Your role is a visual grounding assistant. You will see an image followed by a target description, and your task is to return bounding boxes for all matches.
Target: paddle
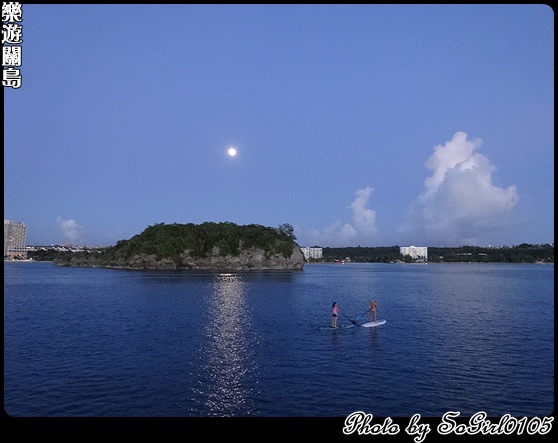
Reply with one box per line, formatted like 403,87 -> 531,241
355,309 -> 371,321
341,311 -> 359,326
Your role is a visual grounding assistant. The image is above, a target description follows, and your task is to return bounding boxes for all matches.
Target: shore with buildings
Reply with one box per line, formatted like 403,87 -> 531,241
5,219 -> 553,264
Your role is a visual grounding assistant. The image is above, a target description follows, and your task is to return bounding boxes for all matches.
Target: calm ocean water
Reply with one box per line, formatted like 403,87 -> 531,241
4,261 -> 554,424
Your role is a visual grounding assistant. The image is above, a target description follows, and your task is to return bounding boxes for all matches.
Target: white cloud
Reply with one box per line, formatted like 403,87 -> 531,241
56,217 -> 84,244
297,132 -> 519,247
300,187 -> 378,247
398,131 -> 519,246
350,187 -> 378,233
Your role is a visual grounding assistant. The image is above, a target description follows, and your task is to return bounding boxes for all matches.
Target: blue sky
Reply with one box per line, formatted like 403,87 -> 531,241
4,4 -> 554,247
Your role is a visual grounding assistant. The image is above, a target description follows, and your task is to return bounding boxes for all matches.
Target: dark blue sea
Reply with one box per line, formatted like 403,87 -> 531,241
4,261 -> 554,435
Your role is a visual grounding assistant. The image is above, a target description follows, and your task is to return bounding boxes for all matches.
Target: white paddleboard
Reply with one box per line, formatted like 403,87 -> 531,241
361,320 -> 386,328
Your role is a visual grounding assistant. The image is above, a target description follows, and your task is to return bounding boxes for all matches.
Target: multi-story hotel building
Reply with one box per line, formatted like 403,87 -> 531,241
400,245 -> 428,261
4,219 -> 27,259
300,246 -> 323,260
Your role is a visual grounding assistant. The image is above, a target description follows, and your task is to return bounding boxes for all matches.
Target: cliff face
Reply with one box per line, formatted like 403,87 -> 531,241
53,246 -> 305,271
180,246 -> 305,270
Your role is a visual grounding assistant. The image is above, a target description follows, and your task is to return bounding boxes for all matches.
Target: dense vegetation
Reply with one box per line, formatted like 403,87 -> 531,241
321,243 -> 554,264
32,222 -> 299,264
109,222 -> 297,259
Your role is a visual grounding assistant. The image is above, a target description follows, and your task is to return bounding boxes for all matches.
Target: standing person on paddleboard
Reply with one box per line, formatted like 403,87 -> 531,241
369,299 -> 379,322
332,302 -> 339,328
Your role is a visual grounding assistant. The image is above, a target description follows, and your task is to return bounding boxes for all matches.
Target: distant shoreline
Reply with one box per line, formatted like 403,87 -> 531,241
303,260 -> 554,265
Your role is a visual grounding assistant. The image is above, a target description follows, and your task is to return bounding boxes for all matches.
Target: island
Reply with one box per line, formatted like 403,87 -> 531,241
52,222 -> 305,271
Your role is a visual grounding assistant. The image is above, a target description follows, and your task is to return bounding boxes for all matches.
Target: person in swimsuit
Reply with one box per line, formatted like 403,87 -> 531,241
369,299 -> 378,322
332,301 -> 339,327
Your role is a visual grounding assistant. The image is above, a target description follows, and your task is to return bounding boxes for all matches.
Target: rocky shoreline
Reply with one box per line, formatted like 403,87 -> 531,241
53,246 -> 305,271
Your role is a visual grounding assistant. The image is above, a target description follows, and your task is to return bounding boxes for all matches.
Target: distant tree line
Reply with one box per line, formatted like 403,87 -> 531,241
320,243 -> 554,264
28,222 -> 298,263
27,248 -> 66,261
28,235 -> 553,264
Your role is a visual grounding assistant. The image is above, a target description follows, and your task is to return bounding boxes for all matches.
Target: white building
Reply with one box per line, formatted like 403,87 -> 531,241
300,246 -> 323,260
400,246 -> 428,261
4,219 -> 27,259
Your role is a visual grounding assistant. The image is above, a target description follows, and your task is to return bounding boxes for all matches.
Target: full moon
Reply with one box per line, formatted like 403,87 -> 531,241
228,147 -> 237,157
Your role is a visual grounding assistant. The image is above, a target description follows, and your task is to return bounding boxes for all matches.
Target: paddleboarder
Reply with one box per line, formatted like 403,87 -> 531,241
332,301 -> 339,328
369,299 -> 378,322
